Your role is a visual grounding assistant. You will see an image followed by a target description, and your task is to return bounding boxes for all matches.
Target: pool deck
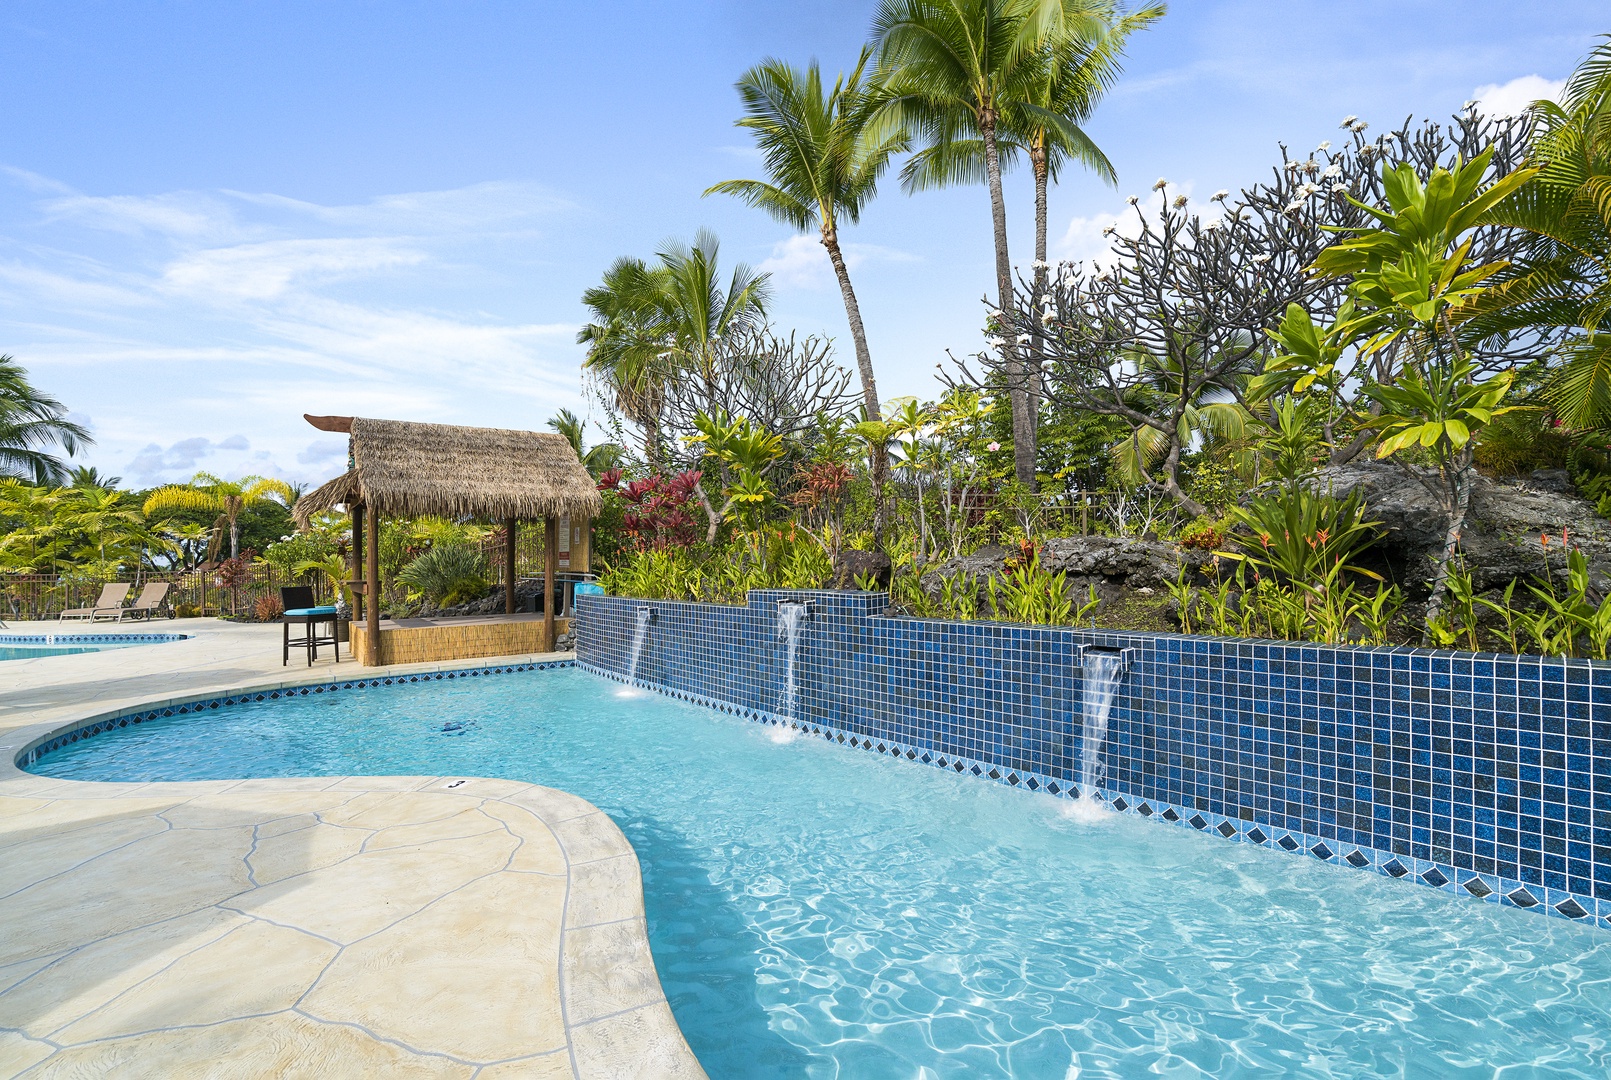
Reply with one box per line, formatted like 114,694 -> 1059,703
0,619 -> 704,1078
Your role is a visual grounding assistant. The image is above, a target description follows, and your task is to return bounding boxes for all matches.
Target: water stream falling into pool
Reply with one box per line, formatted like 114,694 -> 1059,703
626,607 -> 652,683
776,602 -> 809,720
1077,650 -> 1125,802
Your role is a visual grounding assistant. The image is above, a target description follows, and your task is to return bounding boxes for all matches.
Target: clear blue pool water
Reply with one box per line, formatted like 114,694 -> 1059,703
0,634 -> 182,661
27,667 -> 1611,1078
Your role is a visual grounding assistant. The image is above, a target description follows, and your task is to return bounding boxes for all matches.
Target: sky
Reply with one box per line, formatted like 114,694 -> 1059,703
0,1 -> 1603,489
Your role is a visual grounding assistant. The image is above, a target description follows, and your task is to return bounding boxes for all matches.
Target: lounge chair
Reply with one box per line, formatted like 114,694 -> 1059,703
123,582 -> 173,620
60,583 -> 132,621
281,585 -> 339,666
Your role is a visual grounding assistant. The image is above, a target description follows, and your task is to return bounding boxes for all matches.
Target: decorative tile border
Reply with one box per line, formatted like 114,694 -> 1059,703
0,632 -> 188,645
19,659 -> 575,766
576,592 -> 1611,932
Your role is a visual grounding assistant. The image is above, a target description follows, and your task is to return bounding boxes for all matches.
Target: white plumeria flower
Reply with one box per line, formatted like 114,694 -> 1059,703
1299,182 -> 1320,197
1041,310 -> 1056,324
1015,333 -> 1032,344
1125,194 -> 1139,205
1251,253 -> 1273,265
1317,140 -> 1332,151
1211,189 -> 1230,202
1322,164 -> 1342,179
1331,182 -> 1350,194
1172,194 -> 1188,208
985,337 -> 1004,349
1341,115 -> 1358,128
1350,120 -> 1368,133
1102,224 -> 1116,236
1284,200 -> 1305,214
1031,259 -> 1050,270
1202,219 -> 1222,232
1152,177 -> 1169,190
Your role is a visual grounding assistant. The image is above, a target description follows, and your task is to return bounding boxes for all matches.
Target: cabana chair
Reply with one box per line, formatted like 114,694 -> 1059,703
122,582 -> 173,620
281,585 -> 339,667
60,583 -> 132,621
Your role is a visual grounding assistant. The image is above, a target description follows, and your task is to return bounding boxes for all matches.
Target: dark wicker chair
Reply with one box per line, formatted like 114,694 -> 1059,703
281,585 -> 339,666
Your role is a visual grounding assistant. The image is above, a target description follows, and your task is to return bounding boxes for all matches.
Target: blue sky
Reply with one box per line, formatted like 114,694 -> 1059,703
0,1 -> 1602,488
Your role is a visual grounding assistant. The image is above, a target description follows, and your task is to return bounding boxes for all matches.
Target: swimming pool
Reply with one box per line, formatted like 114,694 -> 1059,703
0,633 -> 186,661
28,666 -> 1611,1078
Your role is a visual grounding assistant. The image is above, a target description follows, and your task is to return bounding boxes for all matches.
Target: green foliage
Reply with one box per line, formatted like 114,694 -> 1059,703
395,543 -> 491,607
1221,484 -> 1382,586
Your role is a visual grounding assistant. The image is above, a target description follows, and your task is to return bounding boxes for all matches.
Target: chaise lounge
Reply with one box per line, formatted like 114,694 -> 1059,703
60,583 -> 131,621
122,582 -> 173,620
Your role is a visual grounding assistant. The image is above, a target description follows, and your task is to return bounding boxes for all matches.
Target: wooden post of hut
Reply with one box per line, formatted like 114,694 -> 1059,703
366,503 -> 380,665
544,515 -> 558,652
505,518 -> 518,615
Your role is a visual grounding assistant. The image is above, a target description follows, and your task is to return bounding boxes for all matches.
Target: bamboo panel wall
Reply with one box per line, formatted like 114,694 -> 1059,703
351,618 -> 573,667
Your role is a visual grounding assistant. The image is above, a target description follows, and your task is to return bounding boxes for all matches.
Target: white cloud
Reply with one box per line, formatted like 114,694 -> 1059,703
1053,184 -> 1205,267
1471,74 -> 1565,117
233,181 -> 569,235
41,191 -> 246,242
161,238 -> 426,301
757,234 -> 918,289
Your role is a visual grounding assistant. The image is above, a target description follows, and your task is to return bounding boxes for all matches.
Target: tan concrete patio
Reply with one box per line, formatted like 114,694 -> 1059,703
0,620 -> 703,1078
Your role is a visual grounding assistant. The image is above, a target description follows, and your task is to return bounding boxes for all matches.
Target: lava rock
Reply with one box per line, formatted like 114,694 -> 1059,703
1309,460 -> 1611,593
919,535 -> 1203,603
832,549 -> 892,590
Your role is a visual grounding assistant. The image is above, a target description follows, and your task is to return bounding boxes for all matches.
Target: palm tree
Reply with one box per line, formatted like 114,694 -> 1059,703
68,465 -> 122,490
1021,4 -> 1161,326
143,472 -> 294,562
578,257 -> 676,464
547,408 -> 625,476
0,355 -> 92,485
1482,37 -> 1611,427
706,50 -> 907,546
872,0 -> 1059,487
655,229 -> 772,397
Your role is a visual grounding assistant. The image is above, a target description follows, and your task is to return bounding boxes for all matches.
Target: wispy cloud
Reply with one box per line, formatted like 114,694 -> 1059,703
161,238 -> 427,301
0,168 -> 584,485
757,234 -> 918,290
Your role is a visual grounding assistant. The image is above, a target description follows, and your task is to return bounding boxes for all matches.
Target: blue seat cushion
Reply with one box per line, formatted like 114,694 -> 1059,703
285,606 -> 338,617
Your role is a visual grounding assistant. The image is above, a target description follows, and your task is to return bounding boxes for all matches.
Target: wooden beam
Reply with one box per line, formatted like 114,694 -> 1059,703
366,505 -> 381,665
304,413 -> 354,433
505,517 -> 518,616
351,503 -> 366,621
544,516 -> 558,652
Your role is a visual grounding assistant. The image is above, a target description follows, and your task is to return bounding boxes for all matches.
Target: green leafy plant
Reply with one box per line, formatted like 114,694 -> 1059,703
396,543 -> 491,607
1220,483 -> 1382,586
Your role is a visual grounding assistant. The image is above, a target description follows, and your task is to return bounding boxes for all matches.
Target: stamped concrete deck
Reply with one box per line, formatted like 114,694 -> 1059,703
0,620 -> 704,1078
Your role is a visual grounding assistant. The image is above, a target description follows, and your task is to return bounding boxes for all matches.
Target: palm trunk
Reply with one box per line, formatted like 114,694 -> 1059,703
229,519 -> 239,561
1422,453 -> 1473,637
980,110 -> 1035,490
1029,139 -> 1049,483
822,225 -> 888,551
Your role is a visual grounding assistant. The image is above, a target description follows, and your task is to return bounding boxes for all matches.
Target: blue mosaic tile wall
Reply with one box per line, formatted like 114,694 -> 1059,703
576,590 -> 1611,929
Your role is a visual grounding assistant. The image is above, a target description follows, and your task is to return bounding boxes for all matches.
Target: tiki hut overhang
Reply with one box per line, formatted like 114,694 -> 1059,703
295,415 -> 602,526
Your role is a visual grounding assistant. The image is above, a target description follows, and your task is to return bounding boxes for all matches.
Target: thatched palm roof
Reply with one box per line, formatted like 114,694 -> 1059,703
293,416 -> 602,526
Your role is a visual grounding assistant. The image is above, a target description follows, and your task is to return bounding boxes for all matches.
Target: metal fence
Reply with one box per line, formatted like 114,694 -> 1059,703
0,566 -> 335,621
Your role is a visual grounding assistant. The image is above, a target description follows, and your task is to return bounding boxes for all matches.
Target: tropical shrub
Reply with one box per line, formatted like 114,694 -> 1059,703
396,544 -> 490,607
254,594 -> 284,622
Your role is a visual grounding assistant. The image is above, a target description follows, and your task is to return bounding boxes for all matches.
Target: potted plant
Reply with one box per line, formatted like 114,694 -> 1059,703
297,554 -> 355,642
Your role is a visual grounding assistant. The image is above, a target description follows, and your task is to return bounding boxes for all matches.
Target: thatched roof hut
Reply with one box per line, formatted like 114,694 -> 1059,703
294,415 -> 602,527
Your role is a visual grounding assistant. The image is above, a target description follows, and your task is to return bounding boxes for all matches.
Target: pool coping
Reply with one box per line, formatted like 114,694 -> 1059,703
0,649 -> 707,1079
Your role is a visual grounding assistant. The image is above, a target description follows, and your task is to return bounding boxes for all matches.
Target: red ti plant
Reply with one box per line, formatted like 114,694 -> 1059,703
599,469 -> 703,551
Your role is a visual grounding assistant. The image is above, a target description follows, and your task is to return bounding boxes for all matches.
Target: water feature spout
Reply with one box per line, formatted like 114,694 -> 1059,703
1074,646 -> 1131,805
776,601 -> 812,720
626,607 -> 655,683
